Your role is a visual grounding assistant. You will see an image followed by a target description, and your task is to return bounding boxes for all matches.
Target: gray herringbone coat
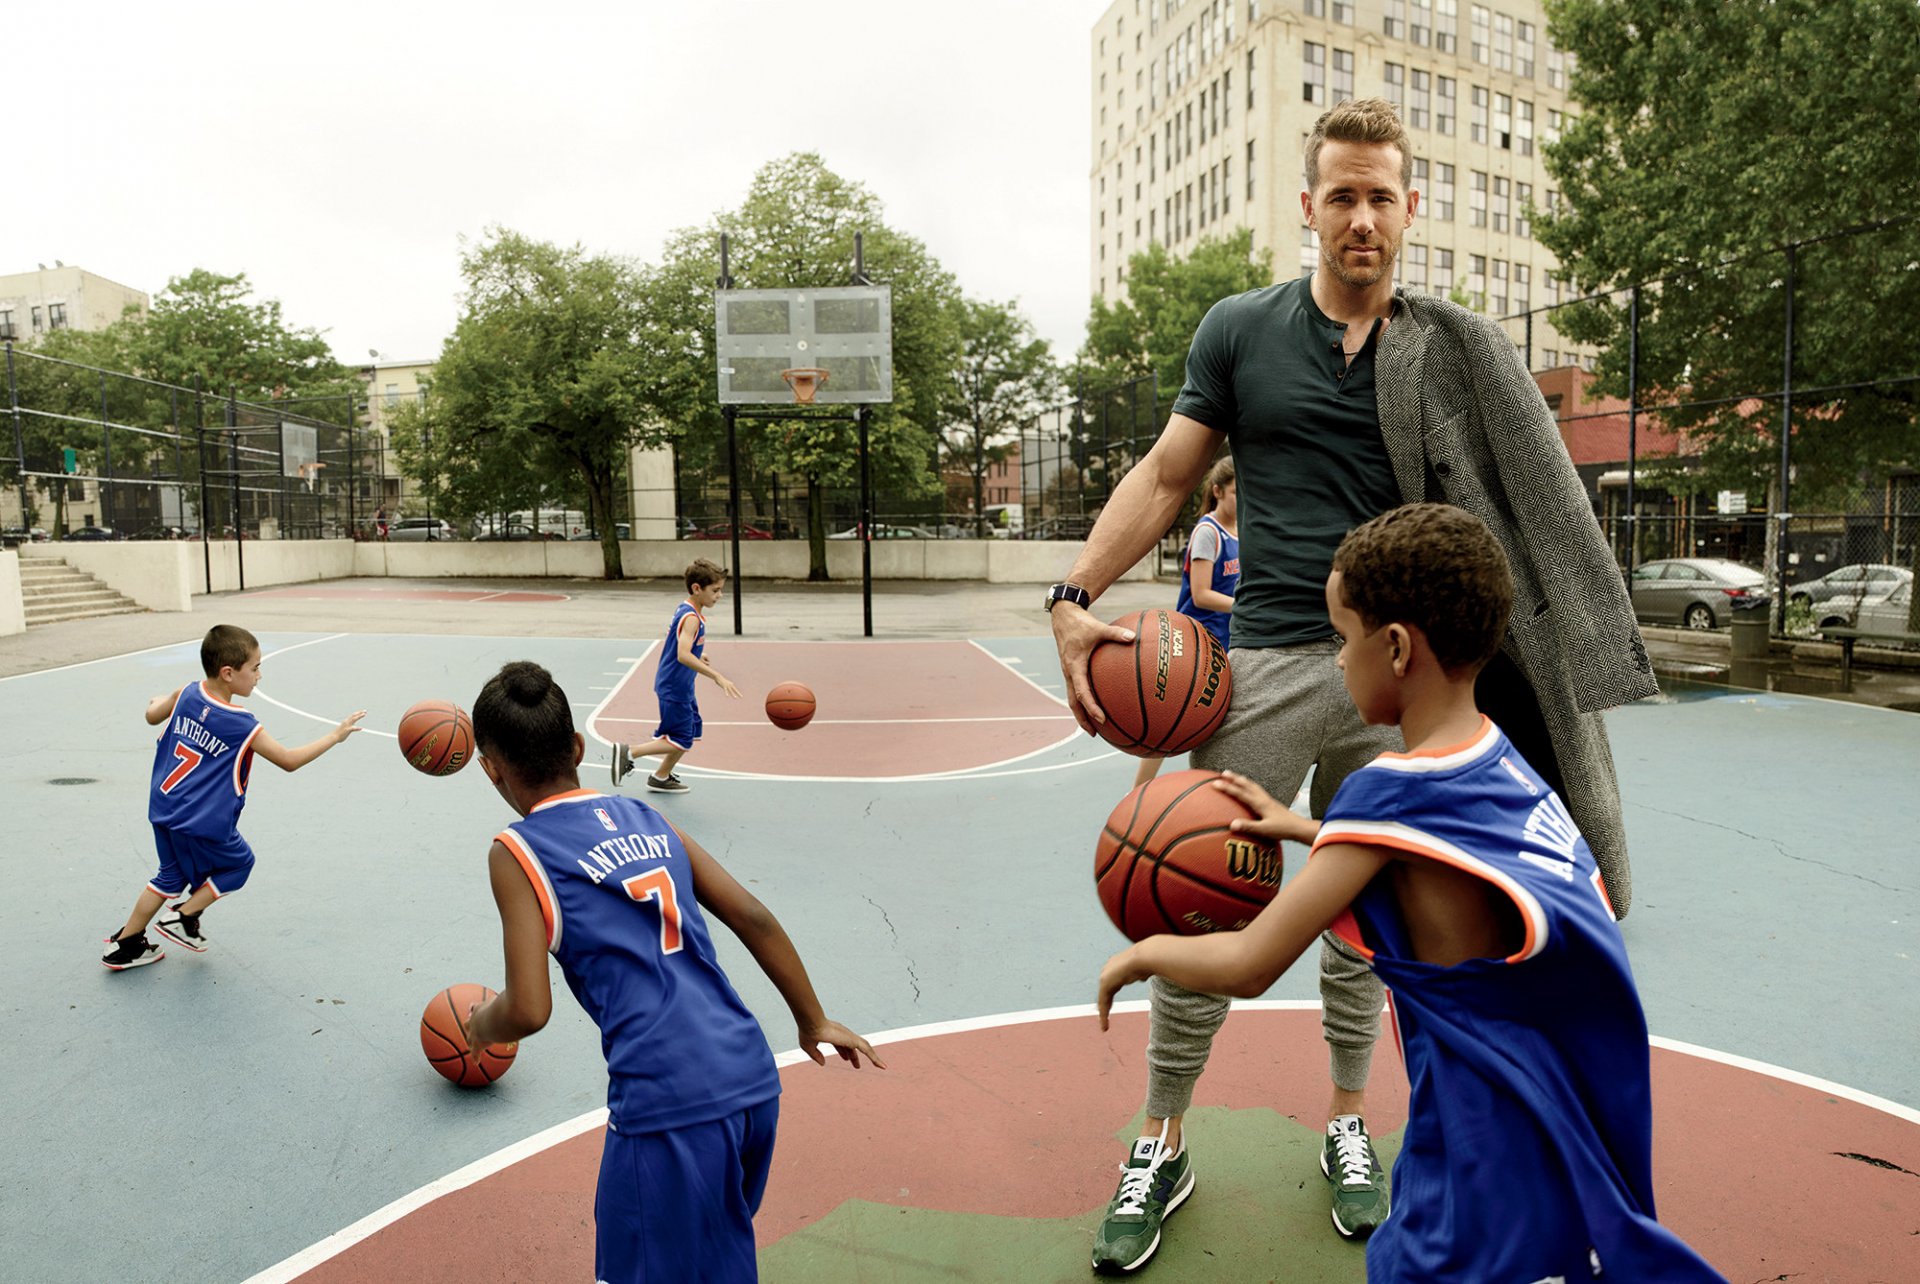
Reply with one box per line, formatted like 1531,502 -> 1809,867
1378,288 -> 1658,915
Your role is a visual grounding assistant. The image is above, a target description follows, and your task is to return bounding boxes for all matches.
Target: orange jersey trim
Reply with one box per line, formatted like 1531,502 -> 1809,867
198,680 -> 246,711
1373,715 -> 1496,764
496,828 -> 560,952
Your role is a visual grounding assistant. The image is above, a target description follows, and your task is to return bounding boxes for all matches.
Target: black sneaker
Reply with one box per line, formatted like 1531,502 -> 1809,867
612,743 -> 633,786
155,906 -> 208,953
645,772 -> 689,793
102,929 -> 164,971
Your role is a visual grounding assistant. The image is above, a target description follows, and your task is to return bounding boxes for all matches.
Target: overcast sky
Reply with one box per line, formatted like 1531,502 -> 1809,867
15,0 -> 1098,368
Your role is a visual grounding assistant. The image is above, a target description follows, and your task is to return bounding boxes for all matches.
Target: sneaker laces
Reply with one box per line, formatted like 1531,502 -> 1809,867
1329,1123 -> 1373,1186
1112,1123 -> 1175,1216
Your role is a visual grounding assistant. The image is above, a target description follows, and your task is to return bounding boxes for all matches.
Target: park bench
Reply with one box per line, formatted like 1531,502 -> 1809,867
1817,625 -> 1920,692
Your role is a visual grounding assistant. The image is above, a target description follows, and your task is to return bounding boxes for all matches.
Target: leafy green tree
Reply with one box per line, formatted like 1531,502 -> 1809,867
942,298 -> 1059,537
1538,0 -> 1920,515
1081,228 -> 1274,404
124,269 -> 355,414
654,153 -> 961,579
422,230 -> 667,577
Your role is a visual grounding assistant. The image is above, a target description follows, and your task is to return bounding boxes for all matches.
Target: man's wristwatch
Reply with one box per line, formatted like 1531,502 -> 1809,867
1043,582 -> 1093,613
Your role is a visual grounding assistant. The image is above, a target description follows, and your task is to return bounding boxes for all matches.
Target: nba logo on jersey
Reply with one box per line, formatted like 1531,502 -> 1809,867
594,807 -> 618,832
200,704 -> 212,721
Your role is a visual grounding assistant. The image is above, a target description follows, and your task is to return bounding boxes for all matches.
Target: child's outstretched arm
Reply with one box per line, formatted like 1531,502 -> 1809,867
677,615 -> 742,699
1096,842 -> 1391,1028
675,824 -> 885,1069
251,709 -> 366,771
468,840 -> 554,1047
146,685 -> 187,725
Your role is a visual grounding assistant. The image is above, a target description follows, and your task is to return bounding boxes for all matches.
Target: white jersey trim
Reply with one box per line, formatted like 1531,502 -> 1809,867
1363,717 -> 1501,775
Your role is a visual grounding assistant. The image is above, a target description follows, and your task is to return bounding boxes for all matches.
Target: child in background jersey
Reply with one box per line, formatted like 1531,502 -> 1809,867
1097,505 -> 1723,1282
613,558 -> 741,794
102,624 -> 365,970
1134,456 -> 1240,790
467,660 -> 881,1284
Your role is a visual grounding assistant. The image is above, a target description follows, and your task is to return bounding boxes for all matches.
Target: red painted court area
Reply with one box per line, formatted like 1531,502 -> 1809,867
591,641 -> 1077,778
242,587 -> 569,604
281,1008 -> 1920,1283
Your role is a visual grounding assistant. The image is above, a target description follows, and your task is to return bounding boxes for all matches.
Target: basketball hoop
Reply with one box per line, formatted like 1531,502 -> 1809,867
780,367 -> 830,405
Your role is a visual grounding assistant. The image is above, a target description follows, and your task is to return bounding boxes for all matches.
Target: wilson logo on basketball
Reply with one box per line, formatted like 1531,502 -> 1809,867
1180,909 -> 1253,933
1226,838 -> 1282,889
1196,652 -> 1226,708
409,733 -> 440,767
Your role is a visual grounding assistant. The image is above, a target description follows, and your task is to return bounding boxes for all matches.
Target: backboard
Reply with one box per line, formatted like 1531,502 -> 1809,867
714,286 -> 893,405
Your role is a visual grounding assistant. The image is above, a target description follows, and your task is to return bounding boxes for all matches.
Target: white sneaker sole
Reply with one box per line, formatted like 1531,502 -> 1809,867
155,920 -> 207,953
1093,1163 -> 1195,1274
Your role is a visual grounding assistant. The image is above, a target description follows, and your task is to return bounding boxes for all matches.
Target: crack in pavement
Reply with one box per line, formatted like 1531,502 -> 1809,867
862,894 -> 922,1003
1634,804 -> 1911,894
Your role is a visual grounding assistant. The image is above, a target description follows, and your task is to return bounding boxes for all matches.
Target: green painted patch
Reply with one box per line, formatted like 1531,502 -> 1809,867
760,1106 -> 1401,1281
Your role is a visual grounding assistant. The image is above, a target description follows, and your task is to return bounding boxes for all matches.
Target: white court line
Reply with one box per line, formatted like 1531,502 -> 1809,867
582,641 -> 659,751
238,999 -> 1920,1284
0,637 -> 197,683
665,715 -> 1076,727
967,638 -> 1069,708
245,634 -> 401,739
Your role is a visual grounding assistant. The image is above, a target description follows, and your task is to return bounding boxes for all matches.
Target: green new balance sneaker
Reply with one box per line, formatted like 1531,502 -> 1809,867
1091,1133 -> 1195,1273
1321,1114 -> 1389,1239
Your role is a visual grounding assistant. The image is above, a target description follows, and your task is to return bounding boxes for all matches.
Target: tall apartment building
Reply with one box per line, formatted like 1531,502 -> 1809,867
1091,0 -> 1586,368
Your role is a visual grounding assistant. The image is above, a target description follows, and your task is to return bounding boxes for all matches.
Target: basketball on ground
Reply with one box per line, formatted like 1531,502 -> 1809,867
419,983 -> 517,1087
1086,609 -> 1232,757
1096,769 -> 1282,941
766,681 -> 816,731
398,699 -> 473,776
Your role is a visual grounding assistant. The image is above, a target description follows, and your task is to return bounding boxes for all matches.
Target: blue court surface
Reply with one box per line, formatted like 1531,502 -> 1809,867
2,617 -> 1915,1282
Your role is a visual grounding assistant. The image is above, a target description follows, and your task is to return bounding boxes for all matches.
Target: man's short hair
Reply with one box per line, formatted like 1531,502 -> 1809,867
1332,503 -> 1512,675
685,558 -> 727,591
1304,97 -> 1414,193
201,624 -> 259,676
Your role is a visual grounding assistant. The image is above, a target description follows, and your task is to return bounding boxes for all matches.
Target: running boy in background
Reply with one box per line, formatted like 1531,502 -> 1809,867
467,660 -> 882,1284
1097,505 -> 1722,1282
1134,457 -> 1240,790
613,558 -> 740,794
102,624 -> 365,970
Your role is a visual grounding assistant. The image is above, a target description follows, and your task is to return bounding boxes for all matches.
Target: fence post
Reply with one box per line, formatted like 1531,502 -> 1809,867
1775,242 -> 1797,635
195,378 -> 211,594
6,343 -> 27,529
99,370 -> 113,532
1624,286 -> 1640,576
347,413 -> 356,539
228,387 -> 245,591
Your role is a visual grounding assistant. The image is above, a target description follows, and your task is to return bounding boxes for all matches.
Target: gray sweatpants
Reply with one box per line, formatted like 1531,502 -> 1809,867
1144,641 -> 1401,1120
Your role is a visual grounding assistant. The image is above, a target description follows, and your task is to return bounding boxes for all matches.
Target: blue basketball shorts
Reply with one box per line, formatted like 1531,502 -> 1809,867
594,1096 -> 779,1284
149,825 -> 256,899
652,699 -> 702,751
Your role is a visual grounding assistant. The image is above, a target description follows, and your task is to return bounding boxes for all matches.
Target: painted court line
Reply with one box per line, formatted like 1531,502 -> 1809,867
238,1000 -> 1920,1284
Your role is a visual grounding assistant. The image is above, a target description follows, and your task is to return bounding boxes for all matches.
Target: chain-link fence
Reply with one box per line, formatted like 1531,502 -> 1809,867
4,344 -> 371,544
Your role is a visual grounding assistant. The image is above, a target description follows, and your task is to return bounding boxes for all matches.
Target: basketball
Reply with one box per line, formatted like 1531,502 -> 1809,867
1095,769 -> 1282,941
1087,609 -> 1232,758
766,681 -> 816,731
398,699 -> 473,776
419,982 -> 517,1087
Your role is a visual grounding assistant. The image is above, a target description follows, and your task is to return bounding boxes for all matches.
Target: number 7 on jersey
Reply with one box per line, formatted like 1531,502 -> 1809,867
622,868 -> 684,954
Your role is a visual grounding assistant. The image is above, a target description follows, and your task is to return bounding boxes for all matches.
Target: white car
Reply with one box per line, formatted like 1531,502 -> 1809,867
387,517 -> 455,542
1817,579 -> 1916,643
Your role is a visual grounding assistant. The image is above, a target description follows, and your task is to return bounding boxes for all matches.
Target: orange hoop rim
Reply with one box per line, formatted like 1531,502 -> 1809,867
780,367 -> 831,404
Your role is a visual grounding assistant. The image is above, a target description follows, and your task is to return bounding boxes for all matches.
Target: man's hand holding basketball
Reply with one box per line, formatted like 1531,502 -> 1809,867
1051,604 -> 1136,736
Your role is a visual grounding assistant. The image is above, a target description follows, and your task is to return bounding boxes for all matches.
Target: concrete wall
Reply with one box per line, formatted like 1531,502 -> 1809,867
0,550 -> 23,636
48,541 -> 194,611
200,540 -> 359,593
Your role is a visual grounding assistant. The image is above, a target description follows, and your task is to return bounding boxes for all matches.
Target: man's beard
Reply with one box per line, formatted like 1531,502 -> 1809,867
1318,234 -> 1397,289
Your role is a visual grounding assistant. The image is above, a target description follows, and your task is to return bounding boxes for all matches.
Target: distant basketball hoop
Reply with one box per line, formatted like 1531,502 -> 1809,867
780,367 -> 830,405
297,461 -> 327,492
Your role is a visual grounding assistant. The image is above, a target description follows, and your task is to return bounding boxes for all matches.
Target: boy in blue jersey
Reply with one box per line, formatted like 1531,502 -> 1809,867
1096,505 -> 1722,1282
467,660 -> 882,1284
102,624 -> 365,970
613,558 -> 741,794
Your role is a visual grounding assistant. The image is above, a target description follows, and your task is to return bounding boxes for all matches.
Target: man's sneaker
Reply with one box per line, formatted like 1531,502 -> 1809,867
645,772 -> 689,793
611,743 -> 633,786
155,906 -> 208,953
102,930 -> 164,971
1091,1131 -> 1194,1273
1321,1114 -> 1389,1239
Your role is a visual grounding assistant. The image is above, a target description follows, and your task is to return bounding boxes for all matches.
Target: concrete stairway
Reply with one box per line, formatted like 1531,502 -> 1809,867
16,551 -> 147,626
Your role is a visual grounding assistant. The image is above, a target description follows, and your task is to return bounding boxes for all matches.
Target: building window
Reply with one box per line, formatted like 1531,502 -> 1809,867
1332,48 -> 1354,102
1546,107 -> 1564,145
1547,46 -> 1567,91
1385,0 -> 1406,38
30,306 -> 43,335
1467,254 -> 1487,309
1223,69 -> 1231,127
1435,0 -> 1458,54
1516,20 -> 1535,78
0,309 -> 12,338
1491,258 -> 1509,313
1303,0 -> 1325,15
1247,139 -> 1256,201
1431,162 -> 1456,220
1434,247 -> 1455,293
1516,99 -> 1535,156
1516,181 -> 1533,237
1437,75 -> 1457,134
1470,4 -> 1490,63
1247,49 -> 1256,108
48,303 -> 68,331
1222,156 -> 1232,214
1410,0 -> 1432,45
1405,242 -> 1429,291
1409,69 -> 1431,128
1495,92 -> 1513,148
1199,172 -> 1209,227
385,383 -> 400,407
1385,62 -> 1405,111
1333,0 -> 1354,23
1513,263 -> 1530,313
1493,175 -> 1510,232
1494,11 -> 1514,72
1470,170 -> 1488,227
1303,42 -> 1326,105
1471,86 -> 1490,144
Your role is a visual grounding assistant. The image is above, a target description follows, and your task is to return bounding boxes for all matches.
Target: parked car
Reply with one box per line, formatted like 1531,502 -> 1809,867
388,517 -> 455,542
473,523 -> 557,541
129,525 -> 189,541
827,522 -> 936,540
1628,557 -> 1770,630
695,522 -> 773,540
1814,579 -> 1916,640
1789,563 -> 1912,609
63,525 -> 122,541
1,526 -> 49,548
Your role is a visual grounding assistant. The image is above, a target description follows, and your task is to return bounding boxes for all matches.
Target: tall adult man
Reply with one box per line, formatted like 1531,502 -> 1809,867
1047,99 -> 1655,1274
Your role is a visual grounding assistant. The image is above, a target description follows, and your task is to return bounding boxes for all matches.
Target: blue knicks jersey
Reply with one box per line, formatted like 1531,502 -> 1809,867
1174,514 -> 1240,650
1314,719 -> 1723,1283
497,790 -> 780,1133
148,681 -> 262,838
653,602 -> 705,704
